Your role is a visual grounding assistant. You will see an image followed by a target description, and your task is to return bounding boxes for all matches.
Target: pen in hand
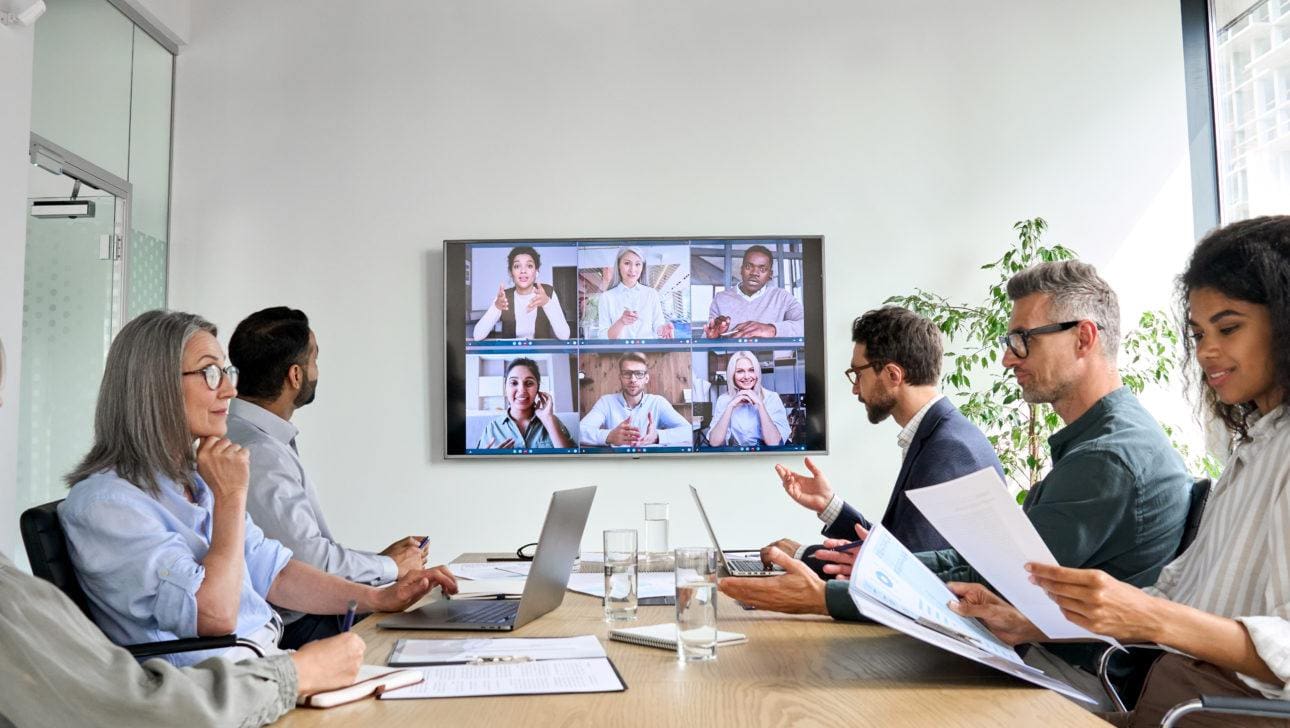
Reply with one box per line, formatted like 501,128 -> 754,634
418,536 -> 430,549
826,538 -> 865,553
341,599 -> 357,633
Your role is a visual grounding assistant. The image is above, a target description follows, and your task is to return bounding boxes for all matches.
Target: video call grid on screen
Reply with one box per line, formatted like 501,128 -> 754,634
443,236 -> 827,458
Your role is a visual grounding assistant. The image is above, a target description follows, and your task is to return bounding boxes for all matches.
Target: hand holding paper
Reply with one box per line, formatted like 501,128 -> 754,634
904,467 -> 1121,645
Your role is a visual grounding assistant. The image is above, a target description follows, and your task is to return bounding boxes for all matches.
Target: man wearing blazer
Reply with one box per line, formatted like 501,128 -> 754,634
760,306 -> 1003,586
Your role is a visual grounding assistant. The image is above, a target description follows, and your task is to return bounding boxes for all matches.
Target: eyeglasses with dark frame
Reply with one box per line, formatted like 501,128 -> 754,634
997,320 -> 1103,359
619,369 -> 648,381
182,364 -> 239,391
843,360 -> 883,385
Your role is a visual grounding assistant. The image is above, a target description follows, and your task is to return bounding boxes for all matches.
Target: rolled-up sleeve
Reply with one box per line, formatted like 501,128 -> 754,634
242,513 -> 293,597
60,490 -> 207,639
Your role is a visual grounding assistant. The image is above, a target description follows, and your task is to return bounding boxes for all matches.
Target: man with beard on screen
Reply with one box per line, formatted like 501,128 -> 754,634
226,307 -> 429,648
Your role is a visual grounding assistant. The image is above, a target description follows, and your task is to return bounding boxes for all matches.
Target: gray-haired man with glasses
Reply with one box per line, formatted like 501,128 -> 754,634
931,260 -> 1191,697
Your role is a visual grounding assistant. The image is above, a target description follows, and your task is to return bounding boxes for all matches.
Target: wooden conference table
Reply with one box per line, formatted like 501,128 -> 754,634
275,554 -> 1108,728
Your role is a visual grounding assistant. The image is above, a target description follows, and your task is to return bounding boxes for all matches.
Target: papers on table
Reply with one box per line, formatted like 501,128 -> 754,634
905,467 -> 1121,646
566,571 -> 675,599
379,658 -> 626,699
450,562 -> 530,580
388,635 -> 606,666
847,525 -> 1096,704
448,579 -> 527,600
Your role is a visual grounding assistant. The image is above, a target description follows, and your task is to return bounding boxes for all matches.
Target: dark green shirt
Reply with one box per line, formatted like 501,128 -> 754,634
826,387 -> 1192,670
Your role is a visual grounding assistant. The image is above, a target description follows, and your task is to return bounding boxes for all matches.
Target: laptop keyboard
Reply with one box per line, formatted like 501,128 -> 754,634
447,600 -> 520,624
729,559 -> 777,573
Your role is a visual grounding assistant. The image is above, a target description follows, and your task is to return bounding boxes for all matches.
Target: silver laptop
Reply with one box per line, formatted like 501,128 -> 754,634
689,485 -> 783,577
379,485 -> 595,631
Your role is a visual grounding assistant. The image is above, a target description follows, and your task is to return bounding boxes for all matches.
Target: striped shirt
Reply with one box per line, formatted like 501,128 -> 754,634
1144,405 -> 1290,698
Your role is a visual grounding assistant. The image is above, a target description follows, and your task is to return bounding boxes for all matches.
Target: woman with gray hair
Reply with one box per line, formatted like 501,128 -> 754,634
706,350 -> 790,447
596,245 -> 674,339
58,310 -> 457,667
0,332 -> 369,727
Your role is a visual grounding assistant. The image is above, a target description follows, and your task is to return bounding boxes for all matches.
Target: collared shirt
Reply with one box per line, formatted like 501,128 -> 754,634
476,411 -> 573,449
707,285 -> 804,338
226,399 -> 397,612
710,388 -> 792,446
595,283 -> 668,339
59,469 -> 292,667
1144,406 -> 1290,699
579,392 -> 691,447
0,553 -> 298,728
897,394 -> 944,455
814,394 -> 946,532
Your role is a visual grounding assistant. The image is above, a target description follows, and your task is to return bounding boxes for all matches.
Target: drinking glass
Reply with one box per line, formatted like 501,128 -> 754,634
603,529 -> 638,621
674,547 -> 718,661
644,502 -> 669,563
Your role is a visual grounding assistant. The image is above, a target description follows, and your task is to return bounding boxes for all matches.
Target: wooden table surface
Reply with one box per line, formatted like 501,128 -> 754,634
275,554 -> 1109,727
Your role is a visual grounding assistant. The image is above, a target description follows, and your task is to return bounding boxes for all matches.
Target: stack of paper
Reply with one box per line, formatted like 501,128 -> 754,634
381,635 -> 625,699
566,572 -> 675,599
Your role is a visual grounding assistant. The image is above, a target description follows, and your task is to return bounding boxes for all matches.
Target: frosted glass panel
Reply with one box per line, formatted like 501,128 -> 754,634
30,0 -> 134,179
18,188 -> 118,514
127,27 -> 172,314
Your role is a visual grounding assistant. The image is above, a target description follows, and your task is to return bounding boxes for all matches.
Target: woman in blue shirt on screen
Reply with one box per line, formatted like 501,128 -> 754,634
596,246 -> 674,339
58,310 -> 456,667
706,350 -> 791,447
476,357 -> 574,450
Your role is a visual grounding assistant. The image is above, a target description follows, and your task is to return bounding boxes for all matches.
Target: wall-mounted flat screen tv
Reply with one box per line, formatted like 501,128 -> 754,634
443,236 -> 827,458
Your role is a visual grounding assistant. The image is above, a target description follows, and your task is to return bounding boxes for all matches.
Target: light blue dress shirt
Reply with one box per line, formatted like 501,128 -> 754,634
59,469 -> 292,667
226,399 -> 397,614
475,411 -> 572,449
709,388 -> 791,446
579,393 -> 692,447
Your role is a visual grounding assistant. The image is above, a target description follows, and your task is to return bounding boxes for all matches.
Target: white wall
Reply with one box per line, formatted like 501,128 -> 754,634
171,0 -> 1197,563
0,8 -> 36,559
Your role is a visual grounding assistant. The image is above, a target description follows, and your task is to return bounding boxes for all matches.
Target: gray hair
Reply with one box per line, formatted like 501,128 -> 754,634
66,310 -> 218,497
610,246 -> 648,289
1006,260 -> 1120,359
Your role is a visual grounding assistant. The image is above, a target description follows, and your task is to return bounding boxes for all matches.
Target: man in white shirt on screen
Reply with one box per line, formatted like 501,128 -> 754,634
579,352 -> 692,448
225,306 -> 429,649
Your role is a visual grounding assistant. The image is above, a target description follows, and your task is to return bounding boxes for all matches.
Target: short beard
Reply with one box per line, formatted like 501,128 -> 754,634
1019,377 -> 1071,406
294,377 -> 317,408
863,391 -> 897,424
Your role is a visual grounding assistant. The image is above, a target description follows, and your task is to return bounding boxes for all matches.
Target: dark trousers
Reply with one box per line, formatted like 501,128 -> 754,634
278,612 -> 367,650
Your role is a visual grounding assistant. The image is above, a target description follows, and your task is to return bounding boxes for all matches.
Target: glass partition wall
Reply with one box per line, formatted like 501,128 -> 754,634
17,0 -> 173,536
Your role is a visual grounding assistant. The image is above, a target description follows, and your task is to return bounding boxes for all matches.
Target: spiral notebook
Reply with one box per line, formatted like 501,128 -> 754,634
608,623 -> 747,650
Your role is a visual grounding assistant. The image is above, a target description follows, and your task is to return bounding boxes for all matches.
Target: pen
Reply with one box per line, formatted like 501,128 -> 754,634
827,538 -> 865,553
468,655 -> 534,665
341,599 -> 357,633
418,536 -> 430,549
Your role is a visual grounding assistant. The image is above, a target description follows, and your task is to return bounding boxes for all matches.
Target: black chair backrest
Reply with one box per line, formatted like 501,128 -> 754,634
19,499 -> 94,620
1176,478 -> 1212,558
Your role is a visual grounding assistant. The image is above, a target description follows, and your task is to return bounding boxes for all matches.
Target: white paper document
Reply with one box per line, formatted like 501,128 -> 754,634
388,635 -> 606,666
905,467 -> 1120,645
450,562 -> 530,580
847,524 -> 1096,704
566,571 -> 675,599
379,658 -> 625,699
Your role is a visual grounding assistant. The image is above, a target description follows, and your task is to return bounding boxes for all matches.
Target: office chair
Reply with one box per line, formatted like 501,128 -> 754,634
1091,479 -> 1290,724
20,499 -> 264,659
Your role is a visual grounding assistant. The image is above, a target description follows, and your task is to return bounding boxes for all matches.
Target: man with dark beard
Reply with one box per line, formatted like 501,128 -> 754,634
226,307 -> 427,648
757,306 -> 1002,585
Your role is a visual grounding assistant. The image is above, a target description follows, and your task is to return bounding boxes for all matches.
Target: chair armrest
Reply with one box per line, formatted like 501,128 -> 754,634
125,635 -> 265,659
1098,642 -> 1166,712
1162,696 -> 1290,727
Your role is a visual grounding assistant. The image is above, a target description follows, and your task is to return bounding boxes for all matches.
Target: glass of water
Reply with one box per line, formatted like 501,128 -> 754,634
603,529 -> 638,621
674,547 -> 718,661
644,502 -> 669,564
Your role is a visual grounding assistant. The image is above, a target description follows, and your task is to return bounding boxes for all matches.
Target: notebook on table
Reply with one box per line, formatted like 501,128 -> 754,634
609,623 -> 747,650
297,665 -> 424,708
